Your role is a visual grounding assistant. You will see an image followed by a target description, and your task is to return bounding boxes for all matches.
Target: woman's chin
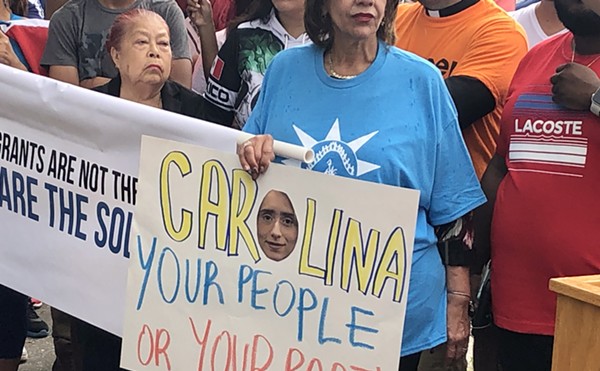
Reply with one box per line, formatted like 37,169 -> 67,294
137,75 -> 167,86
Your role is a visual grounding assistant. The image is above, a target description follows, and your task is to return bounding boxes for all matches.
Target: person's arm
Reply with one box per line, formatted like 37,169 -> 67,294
427,74 -> 488,363
160,0 -> 193,88
0,31 -> 28,71
42,7 -> 82,85
50,67 -> 110,89
187,0 -> 218,81
202,28 -> 241,127
445,19 -> 528,128
473,154 -> 508,272
170,58 -> 192,87
48,65 -> 79,85
550,63 -> 600,111
80,76 -> 112,89
445,76 -> 496,129
435,214 -> 474,364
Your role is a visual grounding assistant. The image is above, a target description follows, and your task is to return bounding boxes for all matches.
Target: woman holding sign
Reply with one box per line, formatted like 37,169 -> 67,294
237,0 -> 485,369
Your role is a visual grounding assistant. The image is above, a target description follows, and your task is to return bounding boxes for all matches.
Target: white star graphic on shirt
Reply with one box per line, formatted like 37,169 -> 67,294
284,118 -> 380,177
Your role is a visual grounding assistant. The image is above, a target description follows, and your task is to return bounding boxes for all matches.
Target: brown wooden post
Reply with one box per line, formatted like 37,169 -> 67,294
550,275 -> 600,371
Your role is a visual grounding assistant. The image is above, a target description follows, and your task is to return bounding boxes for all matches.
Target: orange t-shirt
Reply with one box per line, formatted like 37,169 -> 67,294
395,0 -> 527,178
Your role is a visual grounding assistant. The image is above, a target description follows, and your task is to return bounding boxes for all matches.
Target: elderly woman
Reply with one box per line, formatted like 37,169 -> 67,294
238,0 -> 485,369
75,9 -> 227,371
95,8 -> 217,121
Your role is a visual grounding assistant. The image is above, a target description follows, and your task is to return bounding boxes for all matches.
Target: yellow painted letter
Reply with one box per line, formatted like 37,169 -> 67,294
160,151 -> 192,242
372,227 -> 407,303
198,160 -> 229,250
299,198 -> 325,279
325,209 -> 343,286
229,169 -> 260,261
340,219 -> 379,294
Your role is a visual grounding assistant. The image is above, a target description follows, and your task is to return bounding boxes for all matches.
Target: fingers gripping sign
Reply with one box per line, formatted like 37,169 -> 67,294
237,135 -> 275,180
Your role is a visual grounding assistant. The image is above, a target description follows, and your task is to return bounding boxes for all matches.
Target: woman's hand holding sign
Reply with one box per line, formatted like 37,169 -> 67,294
237,134 -> 275,180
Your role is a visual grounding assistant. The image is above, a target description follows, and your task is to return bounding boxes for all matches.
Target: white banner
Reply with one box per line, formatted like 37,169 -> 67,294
121,136 -> 419,370
0,64 -> 240,335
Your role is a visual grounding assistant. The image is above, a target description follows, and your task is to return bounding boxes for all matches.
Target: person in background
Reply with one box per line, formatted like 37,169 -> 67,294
238,0 -> 486,369
0,286 -> 27,371
191,0 -> 309,129
185,0 -> 219,93
394,0 -> 527,370
511,0 -> 565,49
476,0 -> 600,369
41,0 -> 192,88
187,0 -> 254,94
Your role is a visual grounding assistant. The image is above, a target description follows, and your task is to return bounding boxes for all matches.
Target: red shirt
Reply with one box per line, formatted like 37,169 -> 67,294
491,32 -> 600,335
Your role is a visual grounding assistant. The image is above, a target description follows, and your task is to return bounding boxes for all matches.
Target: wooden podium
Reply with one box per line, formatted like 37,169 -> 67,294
549,275 -> 600,371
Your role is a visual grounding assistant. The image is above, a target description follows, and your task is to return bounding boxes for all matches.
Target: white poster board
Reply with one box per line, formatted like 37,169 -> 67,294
121,136 -> 420,370
0,64 -> 239,335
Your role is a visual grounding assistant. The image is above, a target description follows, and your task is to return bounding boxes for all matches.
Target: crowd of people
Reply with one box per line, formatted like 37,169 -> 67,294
1,0 -> 599,370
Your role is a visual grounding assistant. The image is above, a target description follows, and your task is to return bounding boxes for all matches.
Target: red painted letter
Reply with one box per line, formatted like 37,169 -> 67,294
155,328 -> 172,370
250,335 -> 273,370
284,348 -> 305,371
137,324 -> 154,366
190,318 -> 212,371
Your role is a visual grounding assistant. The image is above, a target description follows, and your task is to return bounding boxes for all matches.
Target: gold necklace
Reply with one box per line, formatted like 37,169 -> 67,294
571,40 -> 600,67
328,53 -> 358,80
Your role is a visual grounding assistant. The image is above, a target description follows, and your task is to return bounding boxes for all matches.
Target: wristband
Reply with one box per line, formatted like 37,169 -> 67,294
448,290 -> 471,300
438,239 -> 473,267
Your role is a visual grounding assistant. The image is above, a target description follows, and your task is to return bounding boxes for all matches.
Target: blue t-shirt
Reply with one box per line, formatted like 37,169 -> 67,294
244,41 -> 486,356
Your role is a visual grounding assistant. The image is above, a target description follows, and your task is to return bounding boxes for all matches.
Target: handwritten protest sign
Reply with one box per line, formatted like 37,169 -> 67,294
0,65 -> 239,334
121,136 -> 420,370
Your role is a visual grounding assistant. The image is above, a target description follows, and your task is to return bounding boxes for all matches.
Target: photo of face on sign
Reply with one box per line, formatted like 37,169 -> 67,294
256,190 -> 299,262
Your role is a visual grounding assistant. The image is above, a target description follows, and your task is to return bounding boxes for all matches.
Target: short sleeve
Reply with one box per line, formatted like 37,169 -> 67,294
40,7 -> 80,68
452,20 -> 527,105
495,49 -> 533,160
495,96 -> 512,160
242,51 -> 274,135
204,28 -> 241,113
428,82 -> 487,226
157,1 -> 191,60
